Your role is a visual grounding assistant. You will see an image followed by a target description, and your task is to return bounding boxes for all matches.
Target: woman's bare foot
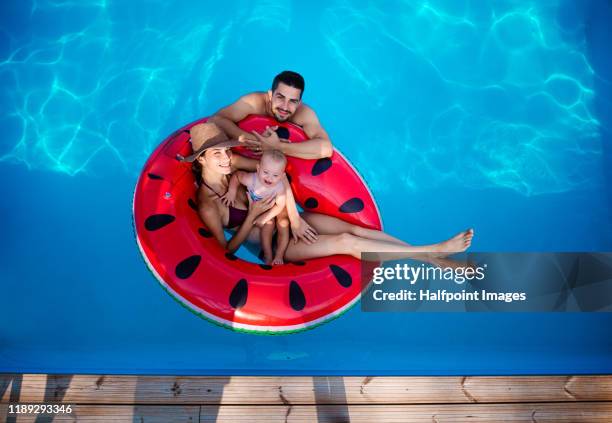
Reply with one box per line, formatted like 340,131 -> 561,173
433,229 -> 474,257
272,256 -> 284,266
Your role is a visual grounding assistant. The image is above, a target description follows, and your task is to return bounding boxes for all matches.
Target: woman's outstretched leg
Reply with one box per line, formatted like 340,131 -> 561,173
301,212 -> 411,245
301,212 -> 473,249
285,230 -> 473,262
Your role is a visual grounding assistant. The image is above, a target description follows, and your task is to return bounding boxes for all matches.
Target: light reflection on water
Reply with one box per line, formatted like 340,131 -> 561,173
1,0 -> 612,375
0,0 -> 604,196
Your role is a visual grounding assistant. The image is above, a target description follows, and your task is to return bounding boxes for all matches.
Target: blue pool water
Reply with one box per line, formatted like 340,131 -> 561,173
1,0 -> 612,375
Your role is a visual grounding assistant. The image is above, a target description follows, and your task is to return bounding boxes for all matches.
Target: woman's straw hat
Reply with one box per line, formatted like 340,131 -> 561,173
179,122 -> 240,162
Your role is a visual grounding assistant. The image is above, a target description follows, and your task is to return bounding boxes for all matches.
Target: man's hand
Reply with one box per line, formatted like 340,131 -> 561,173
238,133 -> 262,152
291,217 -> 318,244
262,125 -> 278,137
252,126 -> 282,151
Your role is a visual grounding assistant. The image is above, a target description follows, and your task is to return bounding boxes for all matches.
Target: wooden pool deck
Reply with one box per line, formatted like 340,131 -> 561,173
1,374 -> 612,422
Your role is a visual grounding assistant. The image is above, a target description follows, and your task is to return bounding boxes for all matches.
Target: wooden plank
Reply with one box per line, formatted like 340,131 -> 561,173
1,374 -> 612,405
201,403 -> 612,423
0,404 -> 199,423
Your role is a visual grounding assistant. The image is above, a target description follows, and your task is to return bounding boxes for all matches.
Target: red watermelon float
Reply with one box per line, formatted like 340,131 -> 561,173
133,115 -> 382,334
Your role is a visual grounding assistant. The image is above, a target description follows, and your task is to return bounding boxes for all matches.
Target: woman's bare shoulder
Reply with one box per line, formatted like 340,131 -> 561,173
197,184 -> 216,205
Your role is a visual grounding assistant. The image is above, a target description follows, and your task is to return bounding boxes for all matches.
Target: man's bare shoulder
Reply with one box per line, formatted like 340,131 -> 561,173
292,103 -> 318,125
240,92 -> 267,112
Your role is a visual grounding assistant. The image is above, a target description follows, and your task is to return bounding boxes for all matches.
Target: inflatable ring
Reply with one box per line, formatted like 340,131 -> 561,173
133,115 -> 382,334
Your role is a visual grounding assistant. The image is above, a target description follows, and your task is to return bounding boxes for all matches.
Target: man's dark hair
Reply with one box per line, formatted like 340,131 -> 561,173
271,71 -> 305,97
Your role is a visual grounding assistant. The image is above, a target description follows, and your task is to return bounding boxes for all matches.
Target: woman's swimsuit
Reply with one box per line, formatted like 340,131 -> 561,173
227,205 -> 248,229
200,179 -> 248,229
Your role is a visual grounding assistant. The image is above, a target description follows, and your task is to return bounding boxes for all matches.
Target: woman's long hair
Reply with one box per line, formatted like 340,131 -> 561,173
192,159 -> 203,185
192,154 -> 231,190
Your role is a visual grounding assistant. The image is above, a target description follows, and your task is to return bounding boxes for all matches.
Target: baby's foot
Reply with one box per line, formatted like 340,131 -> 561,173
272,256 -> 284,266
434,229 -> 474,257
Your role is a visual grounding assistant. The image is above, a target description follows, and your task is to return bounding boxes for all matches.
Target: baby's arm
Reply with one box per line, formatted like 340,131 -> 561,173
254,192 -> 286,226
220,171 -> 250,206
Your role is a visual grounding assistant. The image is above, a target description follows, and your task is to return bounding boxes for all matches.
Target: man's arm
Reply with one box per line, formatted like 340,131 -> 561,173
284,107 -> 332,159
252,107 -> 333,159
209,94 -> 261,144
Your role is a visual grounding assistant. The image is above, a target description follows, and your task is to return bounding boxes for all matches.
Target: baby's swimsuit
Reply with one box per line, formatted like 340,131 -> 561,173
246,172 -> 284,202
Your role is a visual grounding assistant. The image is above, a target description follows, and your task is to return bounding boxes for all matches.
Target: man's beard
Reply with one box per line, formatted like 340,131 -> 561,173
274,109 -> 291,121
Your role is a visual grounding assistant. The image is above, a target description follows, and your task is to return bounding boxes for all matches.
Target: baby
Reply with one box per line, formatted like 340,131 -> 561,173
221,149 -> 289,265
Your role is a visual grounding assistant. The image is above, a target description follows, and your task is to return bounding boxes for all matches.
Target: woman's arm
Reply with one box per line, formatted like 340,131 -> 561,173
226,194 -> 276,254
225,213 -> 257,254
198,186 -> 276,253
220,171 -> 247,206
197,186 -> 256,253
197,189 -> 229,249
282,177 -> 318,244
231,154 -> 258,172
282,177 -> 300,227
255,194 -> 286,226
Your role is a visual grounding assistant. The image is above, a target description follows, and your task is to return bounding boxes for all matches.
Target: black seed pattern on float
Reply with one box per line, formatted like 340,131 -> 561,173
289,281 -> 306,311
175,255 -> 201,279
144,214 -> 175,231
311,158 -> 332,176
330,265 -> 352,288
304,198 -> 318,209
229,279 -> 248,309
339,198 -> 364,213
275,127 -> 290,140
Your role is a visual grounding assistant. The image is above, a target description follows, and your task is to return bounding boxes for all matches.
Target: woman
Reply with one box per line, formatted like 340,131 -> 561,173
185,122 -> 474,261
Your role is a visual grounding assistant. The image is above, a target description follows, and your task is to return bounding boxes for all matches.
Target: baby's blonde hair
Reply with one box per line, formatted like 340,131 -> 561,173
261,149 -> 287,168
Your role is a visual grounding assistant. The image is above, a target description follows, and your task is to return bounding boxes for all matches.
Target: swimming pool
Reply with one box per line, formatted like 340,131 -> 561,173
1,0 -> 611,375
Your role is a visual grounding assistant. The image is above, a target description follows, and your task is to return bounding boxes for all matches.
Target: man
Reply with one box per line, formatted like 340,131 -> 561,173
209,71 -> 333,159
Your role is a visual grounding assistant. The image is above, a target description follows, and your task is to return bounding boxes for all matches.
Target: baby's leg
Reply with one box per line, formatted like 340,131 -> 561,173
273,209 -> 290,265
261,219 -> 275,265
